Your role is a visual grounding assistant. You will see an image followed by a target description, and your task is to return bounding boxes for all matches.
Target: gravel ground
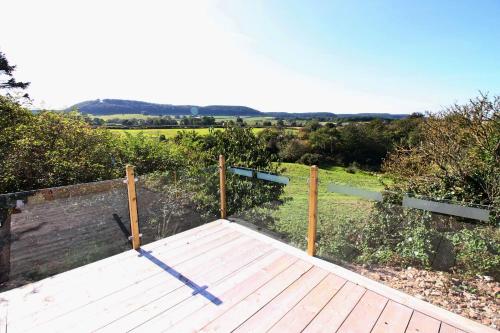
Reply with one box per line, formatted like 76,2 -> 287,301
348,264 -> 499,330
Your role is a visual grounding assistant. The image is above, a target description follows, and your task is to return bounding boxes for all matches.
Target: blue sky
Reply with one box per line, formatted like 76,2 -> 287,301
1,0 -> 499,113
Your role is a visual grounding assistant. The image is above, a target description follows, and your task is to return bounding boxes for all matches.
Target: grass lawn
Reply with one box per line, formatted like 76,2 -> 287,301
235,162 -> 388,253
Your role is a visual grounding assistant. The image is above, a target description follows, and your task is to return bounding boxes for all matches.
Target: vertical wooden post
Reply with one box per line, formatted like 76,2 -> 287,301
0,209 -> 11,283
219,155 -> 227,219
307,165 -> 318,256
126,165 -> 141,250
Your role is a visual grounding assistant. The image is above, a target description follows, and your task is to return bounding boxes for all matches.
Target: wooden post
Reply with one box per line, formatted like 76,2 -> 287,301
219,155 -> 227,219
126,165 -> 140,250
0,209 -> 11,283
307,165 -> 318,256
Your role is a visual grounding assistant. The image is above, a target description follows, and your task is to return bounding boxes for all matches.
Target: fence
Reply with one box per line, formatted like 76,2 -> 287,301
0,158 -> 496,291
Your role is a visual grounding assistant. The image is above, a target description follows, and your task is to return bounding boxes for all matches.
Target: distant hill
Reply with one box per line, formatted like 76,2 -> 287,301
68,99 -> 408,119
70,99 -> 262,117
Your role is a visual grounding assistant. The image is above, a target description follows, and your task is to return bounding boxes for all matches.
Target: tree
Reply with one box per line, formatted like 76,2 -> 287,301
383,94 -> 500,221
0,51 -> 30,97
0,110 -> 122,193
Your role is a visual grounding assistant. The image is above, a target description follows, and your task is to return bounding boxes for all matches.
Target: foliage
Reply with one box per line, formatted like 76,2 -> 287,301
278,139 -> 310,162
450,228 -> 500,278
173,125 -> 285,217
116,132 -> 182,175
298,153 -> 323,166
0,110 -> 121,193
0,98 -> 182,193
383,94 -> 500,224
0,51 -> 30,94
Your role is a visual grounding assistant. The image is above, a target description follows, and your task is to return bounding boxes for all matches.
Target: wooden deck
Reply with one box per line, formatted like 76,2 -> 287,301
0,219 -> 496,333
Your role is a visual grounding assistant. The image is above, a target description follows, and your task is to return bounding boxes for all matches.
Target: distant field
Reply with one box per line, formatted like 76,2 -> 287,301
110,127 -> 269,138
92,114 -> 277,125
110,127 -> 298,138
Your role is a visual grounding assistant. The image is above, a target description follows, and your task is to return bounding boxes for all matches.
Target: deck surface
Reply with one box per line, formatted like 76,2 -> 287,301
0,219 -> 496,333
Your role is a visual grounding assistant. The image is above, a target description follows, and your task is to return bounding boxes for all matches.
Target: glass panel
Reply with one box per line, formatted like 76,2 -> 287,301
227,163 -> 308,249
136,167 -> 219,245
0,179 -> 131,291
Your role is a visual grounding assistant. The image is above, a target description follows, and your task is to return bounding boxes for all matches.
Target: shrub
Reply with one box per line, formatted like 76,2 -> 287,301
345,162 -> 361,174
450,228 -> 500,278
383,94 -> 500,224
117,132 -> 182,175
298,153 -> 322,166
278,139 -> 310,162
0,110 -> 122,192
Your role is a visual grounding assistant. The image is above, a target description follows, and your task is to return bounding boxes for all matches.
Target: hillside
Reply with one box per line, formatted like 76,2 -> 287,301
70,99 -> 263,117
68,99 -> 408,119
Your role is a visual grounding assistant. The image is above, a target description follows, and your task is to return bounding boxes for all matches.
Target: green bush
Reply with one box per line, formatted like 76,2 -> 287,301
298,153 -> 322,166
450,228 -> 500,278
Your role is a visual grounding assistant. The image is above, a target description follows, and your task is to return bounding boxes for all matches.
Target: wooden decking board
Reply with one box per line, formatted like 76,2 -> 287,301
337,290 -> 389,333
267,273 -> 347,333
198,262 -> 318,332
3,221 -> 227,314
302,281 -> 367,333
147,255 -> 300,333
26,237 -> 270,333
371,300 -> 413,333
90,242 -> 277,332
232,266 -> 328,333
4,220 -> 225,302
440,323 -> 467,333
1,220 -> 495,333
7,228 -> 241,331
406,311 -> 442,333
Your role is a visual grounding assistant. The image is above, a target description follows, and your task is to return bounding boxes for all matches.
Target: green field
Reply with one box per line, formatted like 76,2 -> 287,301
236,162 -> 388,253
92,114 -> 277,125
110,127 -> 299,139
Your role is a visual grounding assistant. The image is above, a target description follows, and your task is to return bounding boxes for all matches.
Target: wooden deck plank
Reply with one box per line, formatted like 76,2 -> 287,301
89,243 -> 277,332
302,281 -> 366,333
371,300 -> 413,333
3,221 -> 226,309
4,220 -> 225,301
207,266 -> 327,333
134,256 -> 302,333
406,311 -> 442,333
267,273 -> 346,333
197,261 -> 313,332
2,220 -> 496,333
6,228 -> 241,331
25,237 -> 272,333
224,221 -> 497,333
232,266 -> 328,333
440,323 -> 467,333
337,290 -> 389,333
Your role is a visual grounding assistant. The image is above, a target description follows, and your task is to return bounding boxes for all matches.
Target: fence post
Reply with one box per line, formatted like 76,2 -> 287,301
126,165 -> 141,250
0,209 -> 11,283
307,165 -> 318,256
219,155 -> 227,219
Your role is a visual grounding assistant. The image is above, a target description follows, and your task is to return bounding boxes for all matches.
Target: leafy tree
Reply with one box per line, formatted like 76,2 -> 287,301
278,138 -> 310,162
0,51 -> 30,97
383,94 -> 500,222
117,132 -> 182,174
177,125 -> 284,217
0,110 -> 121,193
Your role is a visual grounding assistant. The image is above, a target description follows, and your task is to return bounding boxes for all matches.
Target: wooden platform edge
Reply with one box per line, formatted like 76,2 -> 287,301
219,219 -> 498,333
